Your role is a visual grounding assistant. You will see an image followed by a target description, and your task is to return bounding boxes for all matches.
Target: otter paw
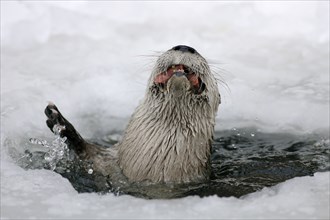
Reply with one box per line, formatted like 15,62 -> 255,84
45,103 -> 67,135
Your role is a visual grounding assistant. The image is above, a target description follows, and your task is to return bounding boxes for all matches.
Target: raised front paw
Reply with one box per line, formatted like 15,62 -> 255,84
44,103 -> 86,154
45,103 -> 67,135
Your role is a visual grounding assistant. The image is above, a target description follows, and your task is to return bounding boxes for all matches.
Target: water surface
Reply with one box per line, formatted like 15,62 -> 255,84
12,128 -> 329,199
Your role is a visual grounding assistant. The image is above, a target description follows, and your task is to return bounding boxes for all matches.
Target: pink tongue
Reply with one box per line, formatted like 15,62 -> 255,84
154,65 -> 184,84
154,65 -> 203,94
187,74 -> 199,88
154,72 -> 172,83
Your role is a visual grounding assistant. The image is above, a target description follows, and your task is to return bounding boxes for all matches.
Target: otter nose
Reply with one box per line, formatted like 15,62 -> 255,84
172,45 -> 196,54
174,71 -> 186,77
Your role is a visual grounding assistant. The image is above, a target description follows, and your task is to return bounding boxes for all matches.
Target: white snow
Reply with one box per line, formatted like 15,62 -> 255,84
1,1 -> 329,219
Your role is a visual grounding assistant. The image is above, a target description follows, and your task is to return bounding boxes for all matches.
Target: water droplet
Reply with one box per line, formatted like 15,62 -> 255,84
30,132 -> 69,172
29,138 -> 48,147
44,155 -> 52,162
29,138 -> 38,144
58,150 -> 64,157
24,150 -> 33,158
53,124 -> 65,136
49,163 -> 56,171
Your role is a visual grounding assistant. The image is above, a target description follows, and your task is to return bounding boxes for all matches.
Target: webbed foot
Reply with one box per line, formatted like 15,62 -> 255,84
45,103 -> 86,156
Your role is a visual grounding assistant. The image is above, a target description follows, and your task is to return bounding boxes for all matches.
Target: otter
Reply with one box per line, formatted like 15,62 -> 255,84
45,45 -> 221,185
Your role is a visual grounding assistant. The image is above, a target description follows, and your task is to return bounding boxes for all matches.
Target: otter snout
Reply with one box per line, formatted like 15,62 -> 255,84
167,73 -> 191,96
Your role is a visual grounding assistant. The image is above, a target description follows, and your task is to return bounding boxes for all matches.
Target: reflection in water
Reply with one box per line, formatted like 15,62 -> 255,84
12,129 -> 330,199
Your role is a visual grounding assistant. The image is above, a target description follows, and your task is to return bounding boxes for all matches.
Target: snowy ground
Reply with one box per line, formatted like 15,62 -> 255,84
1,1 -> 329,219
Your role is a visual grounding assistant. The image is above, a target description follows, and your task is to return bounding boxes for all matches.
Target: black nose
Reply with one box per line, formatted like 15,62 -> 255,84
172,45 -> 197,54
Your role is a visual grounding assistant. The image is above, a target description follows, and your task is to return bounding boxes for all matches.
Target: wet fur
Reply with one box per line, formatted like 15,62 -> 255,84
117,49 -> 220,183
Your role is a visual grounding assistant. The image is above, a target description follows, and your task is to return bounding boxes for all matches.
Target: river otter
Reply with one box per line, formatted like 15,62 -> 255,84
45,45 -> 221,184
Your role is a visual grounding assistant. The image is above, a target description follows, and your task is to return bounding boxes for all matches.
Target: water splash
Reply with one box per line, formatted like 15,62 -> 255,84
29,127 -> 69,171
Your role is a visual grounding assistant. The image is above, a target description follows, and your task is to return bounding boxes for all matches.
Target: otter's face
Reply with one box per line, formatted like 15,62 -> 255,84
149,45 -> 214,98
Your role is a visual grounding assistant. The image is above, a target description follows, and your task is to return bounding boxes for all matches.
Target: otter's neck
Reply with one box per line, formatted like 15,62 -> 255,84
117,92 -> 215,183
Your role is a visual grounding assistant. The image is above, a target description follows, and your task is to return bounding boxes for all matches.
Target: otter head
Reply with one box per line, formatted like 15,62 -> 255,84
118,45 -> 221,184
150,45 -> 213,99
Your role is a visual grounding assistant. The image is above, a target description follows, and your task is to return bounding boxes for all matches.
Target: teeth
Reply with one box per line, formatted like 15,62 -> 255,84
168,64 -> 189,73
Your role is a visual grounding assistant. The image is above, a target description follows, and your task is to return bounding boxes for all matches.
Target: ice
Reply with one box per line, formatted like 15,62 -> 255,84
1,1 -> 329,219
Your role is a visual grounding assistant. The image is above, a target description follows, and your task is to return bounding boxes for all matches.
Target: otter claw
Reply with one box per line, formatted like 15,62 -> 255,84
46,119 -> 54,130
45,104 -> 65,134
45,106 -> 53,118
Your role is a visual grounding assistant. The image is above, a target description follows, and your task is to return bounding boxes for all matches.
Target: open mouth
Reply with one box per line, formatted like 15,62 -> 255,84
154,64 -> 206,95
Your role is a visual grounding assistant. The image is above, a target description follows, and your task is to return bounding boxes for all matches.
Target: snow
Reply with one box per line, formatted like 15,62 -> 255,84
2,154 -> 329,219
1,1 -> 329,219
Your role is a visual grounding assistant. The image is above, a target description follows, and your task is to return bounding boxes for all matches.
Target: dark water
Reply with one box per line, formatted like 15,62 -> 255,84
14,129 -> 330,199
